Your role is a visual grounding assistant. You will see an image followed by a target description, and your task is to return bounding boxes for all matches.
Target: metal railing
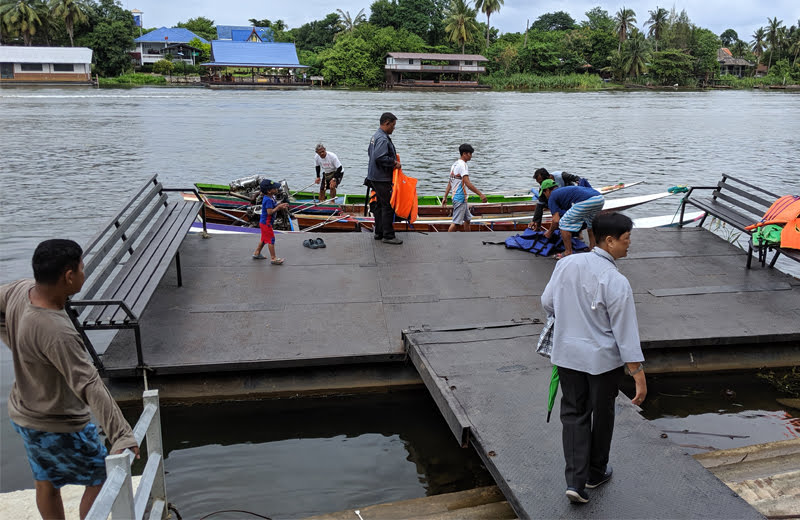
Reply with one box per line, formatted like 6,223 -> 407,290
86,390 -> 168,520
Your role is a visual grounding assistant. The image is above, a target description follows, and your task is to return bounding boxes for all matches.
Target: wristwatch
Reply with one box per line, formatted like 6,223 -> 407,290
628,363 -> 644,376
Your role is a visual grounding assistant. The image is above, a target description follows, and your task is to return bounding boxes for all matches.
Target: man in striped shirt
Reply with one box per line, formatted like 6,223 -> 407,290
540,179 -> 605,257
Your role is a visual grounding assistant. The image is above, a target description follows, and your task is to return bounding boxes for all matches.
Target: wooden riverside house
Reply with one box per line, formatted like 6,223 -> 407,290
0,46 -> 92,84
384,52 -> 489,89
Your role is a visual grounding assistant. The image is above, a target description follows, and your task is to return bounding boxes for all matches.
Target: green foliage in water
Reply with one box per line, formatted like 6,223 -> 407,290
757,367 -> 800,398
99,73 -> 167,86
480,73 -> 605,90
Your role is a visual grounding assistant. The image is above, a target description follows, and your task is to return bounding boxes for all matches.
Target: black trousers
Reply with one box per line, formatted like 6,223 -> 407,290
557,365 -> 624,489
370,180 -> 396,239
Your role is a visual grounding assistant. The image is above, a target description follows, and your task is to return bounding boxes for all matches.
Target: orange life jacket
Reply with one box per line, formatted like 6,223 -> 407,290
390,157 -> 418,223
745,195 -> 800,231
781,218 -> 800,250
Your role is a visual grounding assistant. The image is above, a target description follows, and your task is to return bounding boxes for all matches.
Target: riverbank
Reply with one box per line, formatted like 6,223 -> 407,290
97,71 -> 800,91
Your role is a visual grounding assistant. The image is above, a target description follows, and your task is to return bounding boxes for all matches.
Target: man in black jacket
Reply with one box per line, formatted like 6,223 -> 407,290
366,112 -> 402,244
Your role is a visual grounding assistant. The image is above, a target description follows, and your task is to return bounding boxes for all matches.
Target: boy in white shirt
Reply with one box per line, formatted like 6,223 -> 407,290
314,143 -> 343,202
441,143 -> 487,232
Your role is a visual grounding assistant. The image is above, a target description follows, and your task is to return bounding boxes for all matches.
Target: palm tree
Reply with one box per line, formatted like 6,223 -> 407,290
444,0 -> 479,54
1,0 -> 42,45
474,0 -> 503,49
645,6 -> 668,52
766,16 -> 784,70
614,7 -> 636,52
750,27 -> 766,58
336,8 -> 365,33
623,32 -> 650,78
49,0 -> 88,46
789,21 -> 800,66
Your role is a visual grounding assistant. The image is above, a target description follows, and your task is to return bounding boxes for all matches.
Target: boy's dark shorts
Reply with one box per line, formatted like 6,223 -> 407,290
12,420 -> 108,488
322,171 -> 344,190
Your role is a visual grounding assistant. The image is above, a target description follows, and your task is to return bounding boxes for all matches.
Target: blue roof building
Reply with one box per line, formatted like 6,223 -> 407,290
216,25 -> 274,42
205,41 -> 307,68
202,41 -> 309,87
133,27 -> 209,66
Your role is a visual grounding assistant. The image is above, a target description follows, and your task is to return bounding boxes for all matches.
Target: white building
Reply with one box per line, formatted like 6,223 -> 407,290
0,46 -> 93,84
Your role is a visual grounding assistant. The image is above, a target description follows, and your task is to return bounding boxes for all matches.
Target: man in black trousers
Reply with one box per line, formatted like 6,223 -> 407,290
366,112 -> 402,244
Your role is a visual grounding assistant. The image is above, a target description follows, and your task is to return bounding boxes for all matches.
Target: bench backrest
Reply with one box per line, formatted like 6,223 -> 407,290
710,174 -> 781,223
75,175 -> 173,309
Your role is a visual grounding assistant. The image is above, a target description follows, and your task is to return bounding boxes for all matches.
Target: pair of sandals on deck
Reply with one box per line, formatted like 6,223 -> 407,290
303,237 -> 326,249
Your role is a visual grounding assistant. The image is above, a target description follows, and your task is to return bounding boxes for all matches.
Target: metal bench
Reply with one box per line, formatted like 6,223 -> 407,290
678,174 -> 800,268
66,175 -> 206,373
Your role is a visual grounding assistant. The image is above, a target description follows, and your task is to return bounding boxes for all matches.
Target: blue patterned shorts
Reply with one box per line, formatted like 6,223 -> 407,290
12,421 -> 108,488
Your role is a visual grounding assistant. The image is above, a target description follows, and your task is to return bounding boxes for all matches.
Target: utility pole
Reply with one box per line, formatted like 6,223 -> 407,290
524,19 -> 529,48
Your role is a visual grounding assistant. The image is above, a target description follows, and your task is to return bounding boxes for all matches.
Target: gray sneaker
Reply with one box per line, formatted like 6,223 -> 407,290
382,237 -> 403,245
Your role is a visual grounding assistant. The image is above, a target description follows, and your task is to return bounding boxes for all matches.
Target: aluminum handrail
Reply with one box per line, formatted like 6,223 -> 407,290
85,390 -> 167,520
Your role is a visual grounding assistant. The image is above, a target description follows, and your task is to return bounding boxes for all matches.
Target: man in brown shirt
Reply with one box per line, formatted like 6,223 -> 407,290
1,239 -> 139,519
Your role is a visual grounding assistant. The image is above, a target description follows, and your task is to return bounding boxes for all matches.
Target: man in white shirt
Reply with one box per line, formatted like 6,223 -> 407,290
541,212 -> 647,505
314,143 -> 344,202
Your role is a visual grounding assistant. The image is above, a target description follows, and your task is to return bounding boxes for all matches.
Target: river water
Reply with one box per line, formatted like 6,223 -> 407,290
1,87 -> 799,514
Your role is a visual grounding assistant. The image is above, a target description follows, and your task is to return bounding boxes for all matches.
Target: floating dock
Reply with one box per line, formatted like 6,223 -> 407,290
96,226 -> 799,519
101,226 -> 800,377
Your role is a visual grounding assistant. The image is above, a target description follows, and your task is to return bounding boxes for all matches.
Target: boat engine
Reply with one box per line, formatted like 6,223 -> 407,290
230,175 -> 265,200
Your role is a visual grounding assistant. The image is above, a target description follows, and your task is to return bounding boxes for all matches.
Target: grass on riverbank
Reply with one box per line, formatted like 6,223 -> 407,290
98,73 -> 166,86
481,73 -> 606,90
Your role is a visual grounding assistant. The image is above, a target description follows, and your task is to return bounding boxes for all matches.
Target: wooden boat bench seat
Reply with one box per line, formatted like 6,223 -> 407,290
66,175 -> 206,373
678,174 -> 799,269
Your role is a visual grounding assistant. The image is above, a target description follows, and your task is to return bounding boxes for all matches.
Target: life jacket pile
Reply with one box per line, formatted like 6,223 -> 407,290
745,195 -> 800,251
502,228 -> 588,256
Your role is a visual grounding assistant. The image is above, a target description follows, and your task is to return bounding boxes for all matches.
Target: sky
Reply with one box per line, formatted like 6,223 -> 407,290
123,1 -> 800,42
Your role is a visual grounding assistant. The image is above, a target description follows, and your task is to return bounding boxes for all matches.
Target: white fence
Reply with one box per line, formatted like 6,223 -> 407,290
85,390 -> 167,520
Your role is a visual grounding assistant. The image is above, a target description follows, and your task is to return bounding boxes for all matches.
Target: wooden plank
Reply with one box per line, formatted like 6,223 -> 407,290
714,192 -> 767,219
722,174 -> 781,199
685,198 -> 753,230
716,181 -> 774,211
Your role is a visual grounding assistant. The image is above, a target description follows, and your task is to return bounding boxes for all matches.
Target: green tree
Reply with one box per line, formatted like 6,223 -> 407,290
690,27 -> 720,82
176,16 -> 216,41
1,0 -> 42,45
474,0 -> 503,49
622,31 -> 649,78
750,27 -> 766,58
444,0 -> 479,54
649,49 -> 693,84
152,58 -> 174,74
49,0 -> 88,46
662,8 -> 692,50
188,36 -> 211,62
292,13 -> 341,52
531,11 -> 576,32
613,7 -> 636,52
336,8 -> 366,34
83,0 -> 136,76
645,6 -> 668,52
582,6 -> 614,33
369,0 -> 398,28
766,17 -> 784,70
789,21 -> 800,66
719,28 -> 738,47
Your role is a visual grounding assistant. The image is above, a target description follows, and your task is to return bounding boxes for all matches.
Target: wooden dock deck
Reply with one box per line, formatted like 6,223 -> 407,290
100,227 -> 800,377
94,227 -> 800,519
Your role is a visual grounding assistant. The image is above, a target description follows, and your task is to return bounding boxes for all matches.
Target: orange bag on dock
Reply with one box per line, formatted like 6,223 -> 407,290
390,157 -> 418,223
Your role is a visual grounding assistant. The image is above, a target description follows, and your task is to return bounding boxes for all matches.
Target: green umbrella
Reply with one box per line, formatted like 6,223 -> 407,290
547,365 -> 560,422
